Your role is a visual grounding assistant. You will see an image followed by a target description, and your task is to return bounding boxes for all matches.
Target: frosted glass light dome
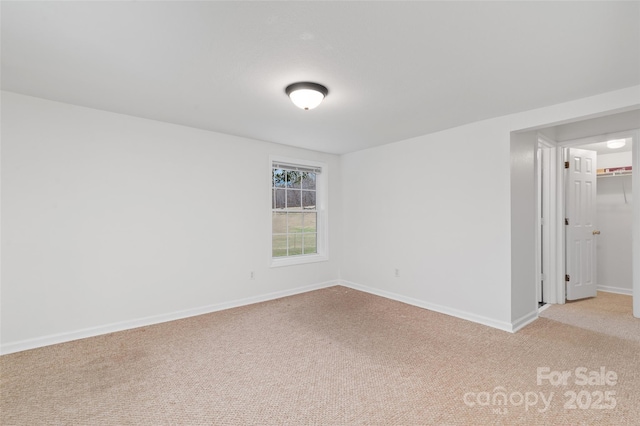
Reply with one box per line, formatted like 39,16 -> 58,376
285,82 -> 328,111
606,139 -> 626,149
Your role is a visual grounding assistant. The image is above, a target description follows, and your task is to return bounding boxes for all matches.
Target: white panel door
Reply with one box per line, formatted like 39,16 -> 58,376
566,148 -> 598,300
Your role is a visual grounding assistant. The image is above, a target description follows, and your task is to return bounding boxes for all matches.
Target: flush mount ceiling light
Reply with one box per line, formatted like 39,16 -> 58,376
285,82 -> 328,111
606,139 -> 626,149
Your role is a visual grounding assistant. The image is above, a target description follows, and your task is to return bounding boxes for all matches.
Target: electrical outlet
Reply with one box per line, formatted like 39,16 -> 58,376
394,268 -> 400,278
250,271 -> 255,280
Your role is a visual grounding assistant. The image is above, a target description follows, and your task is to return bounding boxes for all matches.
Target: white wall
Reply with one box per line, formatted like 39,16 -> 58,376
341,85 -> 640,331
341,120 -> 513,329
509,131 -> 538,325
596,151 -> 633,294
598,151 -> 632,170
1,92 -> 342,353
596,175 -> 633,293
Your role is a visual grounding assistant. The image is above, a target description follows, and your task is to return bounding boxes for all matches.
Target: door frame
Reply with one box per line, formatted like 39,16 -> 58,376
539,130 -> 638,307
537,136 -> 561,304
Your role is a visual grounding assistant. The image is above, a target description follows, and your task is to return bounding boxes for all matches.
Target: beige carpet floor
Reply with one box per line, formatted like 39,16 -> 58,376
1,286 -> 639,425
538,291 -> 640,343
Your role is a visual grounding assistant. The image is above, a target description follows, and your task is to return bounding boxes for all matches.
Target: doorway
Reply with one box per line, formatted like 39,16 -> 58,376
536,131 -> 637,307
571,138 -> 633,298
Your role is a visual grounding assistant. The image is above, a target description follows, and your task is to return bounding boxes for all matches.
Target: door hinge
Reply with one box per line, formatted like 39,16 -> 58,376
565,218 -> 569,226
564,161 -> 570,169
565,274 -> 570,282
541,273 -> 546,281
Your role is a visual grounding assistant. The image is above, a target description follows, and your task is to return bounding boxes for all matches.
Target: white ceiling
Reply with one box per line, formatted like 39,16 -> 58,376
2,1 -> 639,155
576,138 -> 633,155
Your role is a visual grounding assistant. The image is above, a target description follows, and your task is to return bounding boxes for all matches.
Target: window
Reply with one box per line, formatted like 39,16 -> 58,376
271,157 -> 327,266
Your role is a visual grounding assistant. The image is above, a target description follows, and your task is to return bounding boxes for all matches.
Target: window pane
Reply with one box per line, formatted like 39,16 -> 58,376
272,235 -> 288,257
288,212 -> 303,233
303,233 -> 317,254
286,189 -> 301,210
273,169 -> 286,188
272,212 -> 287,234
301,191 -> 316,209
302,212 -> 317,233
273,189 -> 286,209
301,172 -> 316,190
271,162 -> 323,261
286,171 -> 301,189
288,234 -> 303,256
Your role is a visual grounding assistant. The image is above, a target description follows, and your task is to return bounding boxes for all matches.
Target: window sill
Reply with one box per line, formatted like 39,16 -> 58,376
270,254 -> 328,268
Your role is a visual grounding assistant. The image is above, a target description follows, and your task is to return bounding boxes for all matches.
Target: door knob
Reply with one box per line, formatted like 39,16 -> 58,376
592,230 -> 601,235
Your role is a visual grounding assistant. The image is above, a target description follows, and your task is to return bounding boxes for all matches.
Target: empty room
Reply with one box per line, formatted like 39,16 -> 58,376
1,1 -> 639,425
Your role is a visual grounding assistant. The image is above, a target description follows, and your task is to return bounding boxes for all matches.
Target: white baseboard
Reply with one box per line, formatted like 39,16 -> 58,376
538,303 -> 552,313
511,310 -> 539,332
1,280 -> 338,355
597,285 -> 633,296
339,280 -> 525,333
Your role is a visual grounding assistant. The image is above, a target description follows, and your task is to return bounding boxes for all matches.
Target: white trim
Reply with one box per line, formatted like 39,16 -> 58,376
0,280 -> 338,355
339,280 -> 529,333
554,145 -> 567,304
270,253 -> 328,268
536,143 -> 543,303
536,135 -> 560,304
597,286 -> 633,296
538,303 -> 552,313
633,130 -> 640,318
272,162 -> 321,174
511,310 -> 539,332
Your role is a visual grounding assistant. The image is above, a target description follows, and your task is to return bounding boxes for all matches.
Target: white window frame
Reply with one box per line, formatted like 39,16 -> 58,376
269,155 -> 328,268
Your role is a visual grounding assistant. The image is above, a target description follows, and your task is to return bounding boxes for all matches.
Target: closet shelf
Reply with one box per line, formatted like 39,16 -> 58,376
597,166 -> 632,178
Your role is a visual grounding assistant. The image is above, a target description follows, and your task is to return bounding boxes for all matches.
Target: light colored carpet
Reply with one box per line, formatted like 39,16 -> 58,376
539,291 -> 640,343
1,286 -> 639,425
